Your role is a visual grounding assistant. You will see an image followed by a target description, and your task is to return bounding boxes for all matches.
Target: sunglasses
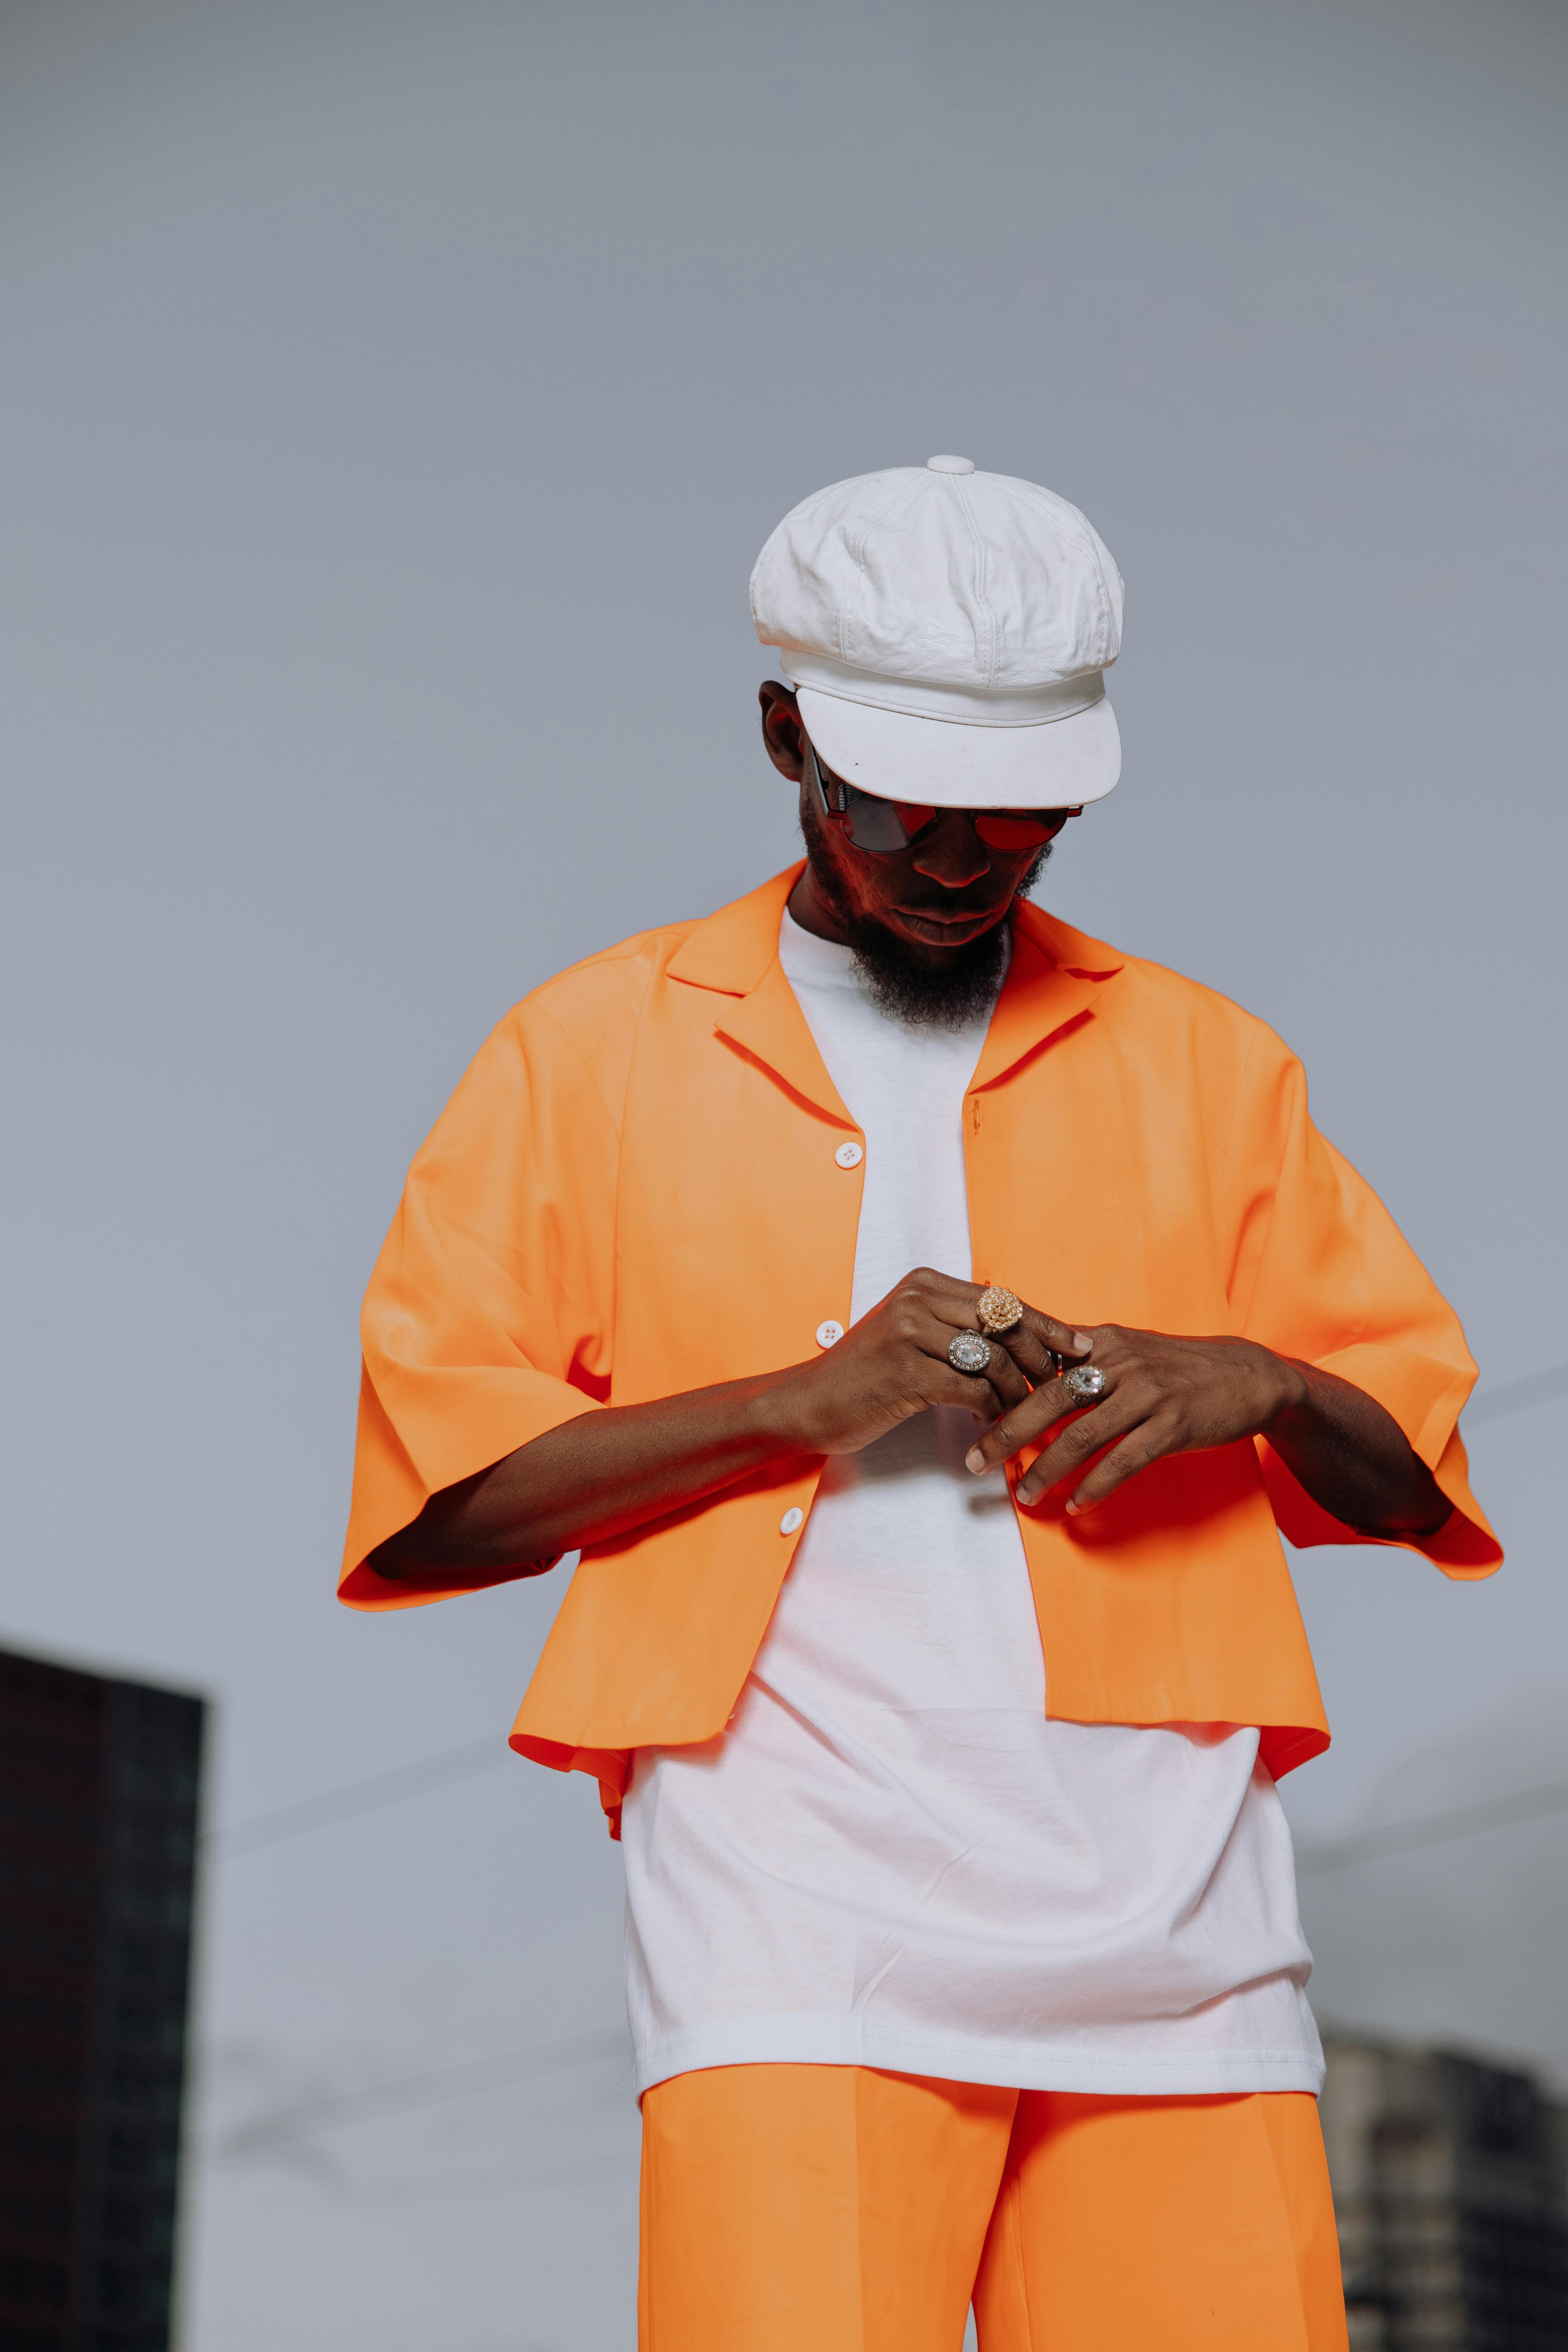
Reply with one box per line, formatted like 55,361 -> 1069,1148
808,742 -> 1075,857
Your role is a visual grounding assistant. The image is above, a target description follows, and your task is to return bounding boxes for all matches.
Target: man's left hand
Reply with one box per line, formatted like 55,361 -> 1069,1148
964,1320 -> 1304,1515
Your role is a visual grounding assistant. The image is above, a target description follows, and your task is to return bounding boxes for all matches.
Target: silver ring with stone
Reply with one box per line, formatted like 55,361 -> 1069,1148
948,1331 -> 994,1377
1062,1363 -> 1107,1406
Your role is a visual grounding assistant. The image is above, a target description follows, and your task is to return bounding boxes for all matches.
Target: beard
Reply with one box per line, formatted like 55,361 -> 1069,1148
799,796 -> 1052,1030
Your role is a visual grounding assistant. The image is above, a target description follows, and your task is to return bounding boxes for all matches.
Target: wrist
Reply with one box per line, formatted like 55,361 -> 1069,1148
742,1361 -> 824,1457
1259,1349 -> 1311,1430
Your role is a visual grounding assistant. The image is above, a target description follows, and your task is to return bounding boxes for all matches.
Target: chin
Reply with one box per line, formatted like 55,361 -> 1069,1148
846,908 -> 1014,1030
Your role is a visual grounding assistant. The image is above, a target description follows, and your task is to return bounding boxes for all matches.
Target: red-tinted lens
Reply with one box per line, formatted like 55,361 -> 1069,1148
973,810 -> 1067,849
830,767 -> 1068,856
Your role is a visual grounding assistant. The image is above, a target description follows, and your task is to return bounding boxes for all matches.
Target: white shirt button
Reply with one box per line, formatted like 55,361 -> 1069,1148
834,1140 -> 864,1169
779,1507 -> 805,1535
815,1320 -> 844,1349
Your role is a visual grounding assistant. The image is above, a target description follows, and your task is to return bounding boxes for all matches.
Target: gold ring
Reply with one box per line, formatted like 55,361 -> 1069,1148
975,1284 -> 1024,1337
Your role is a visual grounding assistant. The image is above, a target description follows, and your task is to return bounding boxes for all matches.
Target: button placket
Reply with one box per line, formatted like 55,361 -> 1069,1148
820,1137 -> 857,1368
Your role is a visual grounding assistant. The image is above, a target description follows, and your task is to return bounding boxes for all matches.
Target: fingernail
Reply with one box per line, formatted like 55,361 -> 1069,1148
1071,1331 -> 1092,1354
1016,1481 -> 1033,1506
965,1446 -> 985,1474
1065,1500 -> 1079,1516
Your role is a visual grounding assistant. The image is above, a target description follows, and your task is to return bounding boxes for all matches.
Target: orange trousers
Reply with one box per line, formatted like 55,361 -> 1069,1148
638,2064 -> 1348,2351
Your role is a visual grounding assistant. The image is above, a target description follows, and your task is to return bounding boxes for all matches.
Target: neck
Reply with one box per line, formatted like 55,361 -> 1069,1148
785,864 -> 851,944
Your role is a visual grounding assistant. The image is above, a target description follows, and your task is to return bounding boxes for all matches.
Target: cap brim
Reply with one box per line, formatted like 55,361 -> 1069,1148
795,685 -> 1120,808
804,686 -> 1124,814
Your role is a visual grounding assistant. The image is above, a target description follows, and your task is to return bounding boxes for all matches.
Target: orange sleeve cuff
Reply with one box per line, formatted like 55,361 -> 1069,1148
1257,1342 -> 1500,1579
337,1371 -> 603,1611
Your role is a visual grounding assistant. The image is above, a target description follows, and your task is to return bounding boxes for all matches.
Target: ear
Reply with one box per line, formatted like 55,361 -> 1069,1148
758,680 -> 806,781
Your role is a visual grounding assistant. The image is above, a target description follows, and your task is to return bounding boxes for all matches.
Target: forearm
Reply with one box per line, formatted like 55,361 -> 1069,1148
367,1369 -> 812,1583
1261,1357 -> 1451,1537
367,1266 -> 1047,1584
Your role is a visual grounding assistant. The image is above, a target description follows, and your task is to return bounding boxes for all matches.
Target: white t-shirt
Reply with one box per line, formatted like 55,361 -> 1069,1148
620,911 -> 1322,2101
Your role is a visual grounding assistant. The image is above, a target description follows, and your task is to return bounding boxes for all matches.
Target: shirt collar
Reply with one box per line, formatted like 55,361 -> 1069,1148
667,864 -> 1124,1115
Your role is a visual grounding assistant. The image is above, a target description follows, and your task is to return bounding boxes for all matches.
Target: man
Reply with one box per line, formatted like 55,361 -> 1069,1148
341,457 -> 1499,2349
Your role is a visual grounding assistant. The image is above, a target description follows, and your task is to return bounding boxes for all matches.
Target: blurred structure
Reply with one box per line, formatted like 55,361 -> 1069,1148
0,1645 -> 205,2352
1322,2034 -> 1568,2350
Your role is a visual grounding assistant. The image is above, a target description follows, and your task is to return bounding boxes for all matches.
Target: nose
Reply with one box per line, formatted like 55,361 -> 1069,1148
911,812 -> 990,890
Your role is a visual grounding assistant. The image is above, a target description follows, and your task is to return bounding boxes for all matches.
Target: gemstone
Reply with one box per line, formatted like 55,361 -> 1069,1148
949,1332 -> 993,1375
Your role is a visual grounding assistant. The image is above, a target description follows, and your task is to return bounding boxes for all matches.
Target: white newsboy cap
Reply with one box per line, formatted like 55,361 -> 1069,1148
750,456 -> 1124,808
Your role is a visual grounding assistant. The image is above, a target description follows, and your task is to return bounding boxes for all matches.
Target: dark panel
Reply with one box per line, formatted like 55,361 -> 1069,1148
1439,2055 -> 1568,2352
0,1652 -> 205,2352
0,1652 -> 107,2352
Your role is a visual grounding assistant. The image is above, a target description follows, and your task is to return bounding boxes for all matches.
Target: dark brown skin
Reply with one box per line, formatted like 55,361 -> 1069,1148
370,686 -> 1449,1582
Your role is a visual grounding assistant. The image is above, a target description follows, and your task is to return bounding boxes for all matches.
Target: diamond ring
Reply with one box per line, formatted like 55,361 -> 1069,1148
948,1332 -> 994,1376
1062,1363 -> 1107,1406
975,1285 -> 1024,1336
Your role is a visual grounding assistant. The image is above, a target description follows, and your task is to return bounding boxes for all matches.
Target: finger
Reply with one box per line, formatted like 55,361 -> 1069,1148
977,1303 -> 1095,1385
925,1292 -> 1094,1391
924,1283 -> 1002,1329
933,1369 -> 1008,1420
919,1284 -> 1088,1350
880,1270 -> 986,1336
963,1372 -> 1087,1474
987,1349 -> 1033,1412
906,1305 -> 1029,1401
900,1271 -> 987,1314
900,1277 -> 1033,1394
1017,1304 -> 1095,1361
926,1324 -> 1032,1413
1063,1420 -> 1173,1514
1013,1388 -> 1148,1505
990,1320 -> 1060,1385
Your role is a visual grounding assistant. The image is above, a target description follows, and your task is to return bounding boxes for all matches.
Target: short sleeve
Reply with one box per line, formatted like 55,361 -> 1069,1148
1223,1031 -> 1501,1579
338,1001 -> 617,1609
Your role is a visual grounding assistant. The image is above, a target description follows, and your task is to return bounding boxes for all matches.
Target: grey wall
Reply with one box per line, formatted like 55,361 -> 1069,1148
1,2 -> 1564,2346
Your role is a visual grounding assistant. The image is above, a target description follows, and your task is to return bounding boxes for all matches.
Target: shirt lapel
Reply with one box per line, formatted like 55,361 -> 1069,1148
971,900 -> 1124,1093
669,865 -> 854,1128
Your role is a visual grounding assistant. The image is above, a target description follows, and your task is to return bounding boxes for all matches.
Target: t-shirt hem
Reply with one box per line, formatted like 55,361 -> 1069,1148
631,2016 -> 1326,2101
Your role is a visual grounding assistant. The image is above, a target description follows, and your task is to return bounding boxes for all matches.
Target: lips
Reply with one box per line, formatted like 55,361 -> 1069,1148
897,906 -> 1000,940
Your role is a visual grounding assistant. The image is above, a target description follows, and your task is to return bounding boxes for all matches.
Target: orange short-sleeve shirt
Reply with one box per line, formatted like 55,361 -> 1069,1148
341,868 -> 1499,1831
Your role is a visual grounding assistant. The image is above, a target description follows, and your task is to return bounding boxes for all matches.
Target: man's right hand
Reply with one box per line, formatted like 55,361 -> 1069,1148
765,1268 -> 1090,1458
